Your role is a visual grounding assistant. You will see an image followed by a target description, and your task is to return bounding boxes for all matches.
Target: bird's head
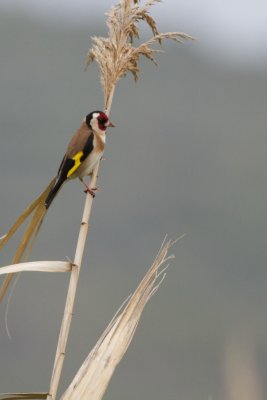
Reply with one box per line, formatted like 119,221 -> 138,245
85,111 -> 115,132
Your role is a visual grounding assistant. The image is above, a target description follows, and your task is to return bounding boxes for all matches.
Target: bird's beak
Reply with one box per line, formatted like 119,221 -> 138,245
106,121 -> 115,128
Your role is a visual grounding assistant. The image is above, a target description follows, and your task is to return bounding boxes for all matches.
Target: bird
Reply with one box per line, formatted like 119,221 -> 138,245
45,110 -> 114,209
0,110 -> 114,303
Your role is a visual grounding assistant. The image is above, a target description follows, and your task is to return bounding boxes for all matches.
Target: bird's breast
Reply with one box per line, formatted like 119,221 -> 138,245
75,150 -> 103,178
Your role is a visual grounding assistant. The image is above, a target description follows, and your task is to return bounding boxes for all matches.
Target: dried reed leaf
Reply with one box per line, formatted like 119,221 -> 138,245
0,178 -> 56,251
0,393 -> 48,399
0,261 -> 71,276
0,178 -> 56,303
61,238 -> 176,400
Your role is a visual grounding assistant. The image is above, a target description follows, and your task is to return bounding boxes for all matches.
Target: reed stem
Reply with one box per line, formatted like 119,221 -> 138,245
47,88 -> 115,400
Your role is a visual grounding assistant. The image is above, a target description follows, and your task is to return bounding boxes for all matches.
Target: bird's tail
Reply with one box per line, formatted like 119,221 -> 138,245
45,177 -> 65,209
0,177 -> 57,303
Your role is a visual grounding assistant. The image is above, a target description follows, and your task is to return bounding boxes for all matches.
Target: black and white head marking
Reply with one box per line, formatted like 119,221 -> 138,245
85,111 -> 109,132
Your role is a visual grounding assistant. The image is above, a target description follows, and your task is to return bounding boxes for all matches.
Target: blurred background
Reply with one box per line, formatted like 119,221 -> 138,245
0,1 -> 267,399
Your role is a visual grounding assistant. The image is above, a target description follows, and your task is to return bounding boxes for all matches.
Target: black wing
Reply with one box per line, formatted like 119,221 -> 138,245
45,135 -> 94,209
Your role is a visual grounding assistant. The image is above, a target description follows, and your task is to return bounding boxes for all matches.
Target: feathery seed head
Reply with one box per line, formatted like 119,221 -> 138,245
87,0 -> 194,109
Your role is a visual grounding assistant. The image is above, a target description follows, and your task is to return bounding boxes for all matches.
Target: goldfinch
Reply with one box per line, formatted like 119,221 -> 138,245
45,110 -> 114,208
0,111 -> 114,303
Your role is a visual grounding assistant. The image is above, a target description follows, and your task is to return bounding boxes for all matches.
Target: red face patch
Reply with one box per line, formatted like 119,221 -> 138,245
97,112 -> 109,130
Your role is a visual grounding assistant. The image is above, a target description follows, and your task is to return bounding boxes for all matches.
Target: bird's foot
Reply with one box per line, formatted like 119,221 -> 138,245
79,177 -> 98,198
84,186 -> 98,198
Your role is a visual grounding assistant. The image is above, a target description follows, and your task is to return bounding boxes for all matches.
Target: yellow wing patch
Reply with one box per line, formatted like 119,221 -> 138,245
67,151 -> 84,177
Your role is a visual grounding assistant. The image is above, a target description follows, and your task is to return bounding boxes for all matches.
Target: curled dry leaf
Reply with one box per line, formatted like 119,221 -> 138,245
0,261 -> 71,276
61,239 -> 176,400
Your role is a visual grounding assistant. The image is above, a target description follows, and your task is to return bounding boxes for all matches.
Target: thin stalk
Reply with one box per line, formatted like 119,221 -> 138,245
105,84 -> 116,116
47,86 -> 115,399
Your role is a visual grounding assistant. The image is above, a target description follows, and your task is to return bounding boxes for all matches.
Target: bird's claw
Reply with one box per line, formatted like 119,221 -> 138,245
84,186 -> 98,198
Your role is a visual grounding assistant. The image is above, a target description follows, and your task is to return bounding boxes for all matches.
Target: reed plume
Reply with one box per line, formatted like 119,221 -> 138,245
87,0 -> 193,111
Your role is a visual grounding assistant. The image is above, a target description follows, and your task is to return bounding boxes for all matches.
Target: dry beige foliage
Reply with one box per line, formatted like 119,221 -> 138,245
61,239 -> 177,400
0,178 -> 56,302
0,394 -> 47,399
0,261 -> 71,275
87,0 -> 194,109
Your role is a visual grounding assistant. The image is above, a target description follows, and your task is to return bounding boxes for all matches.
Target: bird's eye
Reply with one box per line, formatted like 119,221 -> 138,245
99,118 -> 107,124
